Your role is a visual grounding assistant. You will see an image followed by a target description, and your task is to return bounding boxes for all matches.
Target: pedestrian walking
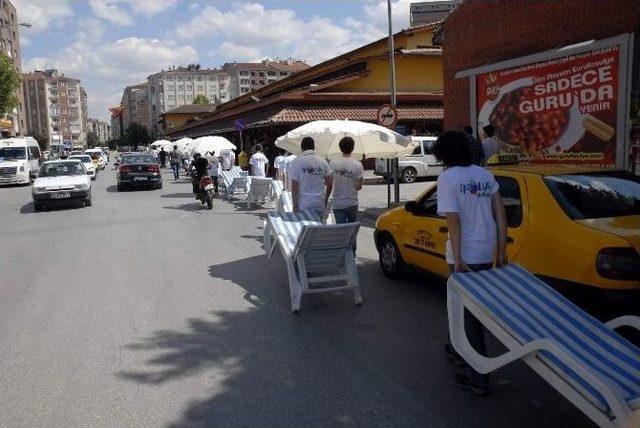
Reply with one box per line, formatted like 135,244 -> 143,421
464,125 -> 485,166
325,136 -> 363,253
432,130 -> 508,396
481,124 -> 501,162
220,148 -> 235,171
159,147 -> 167,168
282,151 -> 297,190
238,146 -> 250,171
205,151 -> 220,195
168,145 -> 181,181
249,143 -> 268,177
273,150 -> 286,182
288,137 -> 331,216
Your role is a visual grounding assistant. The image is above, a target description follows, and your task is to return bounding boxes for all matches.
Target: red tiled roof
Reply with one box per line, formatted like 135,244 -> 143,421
163,104 -> 217,115
269,106 -> 443,123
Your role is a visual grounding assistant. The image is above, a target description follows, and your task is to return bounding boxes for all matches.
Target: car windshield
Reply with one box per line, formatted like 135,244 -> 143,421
123,155 -> 156,164
0,147 -> 27,160
39,162 -> 86,177
69,155 -> 92,163
544,171 -> 640,219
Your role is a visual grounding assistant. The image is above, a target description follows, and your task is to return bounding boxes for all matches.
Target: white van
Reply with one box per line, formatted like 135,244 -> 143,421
0,137 -> 42,185
374,136 -> 443,183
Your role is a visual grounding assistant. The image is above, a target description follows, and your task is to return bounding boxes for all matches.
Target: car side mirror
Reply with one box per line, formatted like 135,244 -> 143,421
405,201 -> 420,214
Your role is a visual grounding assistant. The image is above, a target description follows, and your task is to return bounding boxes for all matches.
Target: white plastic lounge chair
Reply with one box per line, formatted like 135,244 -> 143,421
246,177 -> 273,208
220,167 -> 248,199
448,264 -> 640,428
264,211 -> 362,312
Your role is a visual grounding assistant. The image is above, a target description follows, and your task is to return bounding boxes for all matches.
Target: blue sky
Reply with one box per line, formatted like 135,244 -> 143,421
14,0 -> 417,120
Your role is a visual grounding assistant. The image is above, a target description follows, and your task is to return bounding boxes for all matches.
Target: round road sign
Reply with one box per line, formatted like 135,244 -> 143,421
376,104 -> 398,128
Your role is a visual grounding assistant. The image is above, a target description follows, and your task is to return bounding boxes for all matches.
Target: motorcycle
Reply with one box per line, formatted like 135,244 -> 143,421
191,168 -> 214,210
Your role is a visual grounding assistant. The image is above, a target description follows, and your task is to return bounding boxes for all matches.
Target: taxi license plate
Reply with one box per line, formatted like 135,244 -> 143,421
204,184 -> 214,191
50,192 -> 71,199
134,176 -> 148,181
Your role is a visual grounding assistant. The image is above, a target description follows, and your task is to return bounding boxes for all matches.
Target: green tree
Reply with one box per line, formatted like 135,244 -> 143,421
192,94 -> 210,105
0,53 -> 21,116
32,132 -> 49,152
122,122 -> 150,151
86,131 -> 100,148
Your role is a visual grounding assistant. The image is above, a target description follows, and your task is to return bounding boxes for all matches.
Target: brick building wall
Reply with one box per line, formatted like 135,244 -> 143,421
441,0 -> 640,130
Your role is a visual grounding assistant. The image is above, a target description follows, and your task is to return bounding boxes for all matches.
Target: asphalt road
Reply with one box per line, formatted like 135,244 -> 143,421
0,164 -> 593,427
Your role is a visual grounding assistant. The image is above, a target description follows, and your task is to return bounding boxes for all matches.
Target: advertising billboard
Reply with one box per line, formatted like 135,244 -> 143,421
476,44 -> 624,166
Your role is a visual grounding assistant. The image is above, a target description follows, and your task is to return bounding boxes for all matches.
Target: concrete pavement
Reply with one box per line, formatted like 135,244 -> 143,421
0,165 -> 592,427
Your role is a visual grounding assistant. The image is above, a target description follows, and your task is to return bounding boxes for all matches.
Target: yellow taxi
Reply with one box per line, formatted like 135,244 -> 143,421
374,164 -> 640,291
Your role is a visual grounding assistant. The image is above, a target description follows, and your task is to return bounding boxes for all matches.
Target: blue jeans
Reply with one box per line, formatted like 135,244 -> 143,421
333,205 -> 358,253
449,263 -> 493,387
171,163 -> 180,180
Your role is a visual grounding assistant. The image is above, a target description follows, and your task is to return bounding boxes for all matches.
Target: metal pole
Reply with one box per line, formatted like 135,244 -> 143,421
387,0 -> 400,204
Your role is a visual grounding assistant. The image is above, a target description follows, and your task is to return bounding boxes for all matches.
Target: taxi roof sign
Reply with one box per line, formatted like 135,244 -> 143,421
486,153 -> 521,166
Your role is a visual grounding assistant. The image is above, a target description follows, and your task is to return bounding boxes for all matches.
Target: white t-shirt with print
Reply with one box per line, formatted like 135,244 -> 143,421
329,157 -> 364,209
250,152 -> 268,177
437,165 -> 499,265
274,155 -> 285,170
207,155 -> 219,176
288,150 -> 331,212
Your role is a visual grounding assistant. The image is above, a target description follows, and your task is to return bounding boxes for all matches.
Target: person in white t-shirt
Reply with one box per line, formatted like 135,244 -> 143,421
481,124 -> 501,162
249,144 -> 268,177
220,148 -> 236,171
273,151 -> 286,182
434,130 -> 508,396
288,137 -> 331,214
282,152 -> 297,190
326,136 -> 364,224
204,151 -> 220,195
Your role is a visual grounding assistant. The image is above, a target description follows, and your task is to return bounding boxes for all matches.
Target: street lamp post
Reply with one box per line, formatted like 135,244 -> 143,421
386,0 -> 400,207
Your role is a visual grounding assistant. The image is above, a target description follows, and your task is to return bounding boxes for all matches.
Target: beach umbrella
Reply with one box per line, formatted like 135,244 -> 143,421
275,120 -> 416,160
192,136 -> 236,155
173,137 -> 194,154
150,139 -> 171,149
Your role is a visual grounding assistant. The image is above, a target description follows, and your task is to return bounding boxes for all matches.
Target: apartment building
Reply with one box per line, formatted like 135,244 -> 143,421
109,107 -> 123,140
22,69 -> 87,148
147,64 -> 231,133
222,59 -> 310,99
0,0 -> 25,136
87,118 -> 111,143
409,1 -> 461,26
121,83 -> 150,131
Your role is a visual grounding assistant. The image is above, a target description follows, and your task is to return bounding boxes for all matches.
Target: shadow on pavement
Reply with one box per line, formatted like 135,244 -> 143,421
161,192 -> 196,199
163,203 -> 207,212
117,252 -> 591,428
20,201 -> 85,214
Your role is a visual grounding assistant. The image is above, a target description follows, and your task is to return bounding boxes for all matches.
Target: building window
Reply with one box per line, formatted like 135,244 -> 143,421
177,76 -> 184,80
186,85 -> 192,90
268,79 -> 276,84
186,94 -> 193,100
209,76 -> 215,80
197,85 -> 204,91
267,71 -> 276,76
251,80 -> 256,85
167,94 -> 175,100
259,80 -> 265,85
166,75 -> 174,80
241,87 -> 249,93
178,85 -> 184,91
250,72 -> 256,76
240,79 -> 249,85
279,71 -> 288,76
197,76 -> 203,81
258,72 -> 265,77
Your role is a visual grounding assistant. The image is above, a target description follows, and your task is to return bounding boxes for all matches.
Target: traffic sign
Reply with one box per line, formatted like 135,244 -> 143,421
376,104 -> 398,128
234,119 -> 245,132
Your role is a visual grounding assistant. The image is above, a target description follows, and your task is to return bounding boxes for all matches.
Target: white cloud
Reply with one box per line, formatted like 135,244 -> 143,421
189,3 -> 200,10
215,42 -> 261,63
24,29 -> 198,118
12,0 -> 74,33
88,0 -> 178,26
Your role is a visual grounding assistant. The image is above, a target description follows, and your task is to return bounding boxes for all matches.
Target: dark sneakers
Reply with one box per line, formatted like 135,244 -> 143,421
454,374 -> 489,396
444,344 -> 468,367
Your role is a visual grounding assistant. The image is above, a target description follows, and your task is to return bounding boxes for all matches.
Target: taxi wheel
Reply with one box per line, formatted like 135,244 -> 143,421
401,167 -> 417,183
379,234 -> 405,279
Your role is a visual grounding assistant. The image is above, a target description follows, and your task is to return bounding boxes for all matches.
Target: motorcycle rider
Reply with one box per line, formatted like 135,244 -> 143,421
190,152 -> 211,198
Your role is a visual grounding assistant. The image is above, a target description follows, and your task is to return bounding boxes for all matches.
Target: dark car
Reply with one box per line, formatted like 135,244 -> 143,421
117,154 -> 162,191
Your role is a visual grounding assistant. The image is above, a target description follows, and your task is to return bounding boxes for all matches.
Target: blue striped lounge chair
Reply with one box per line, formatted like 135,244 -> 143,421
220,167 -> 248,199
263,211 -> 362,312
246,177 -> 273,208
447,264 -> 640,427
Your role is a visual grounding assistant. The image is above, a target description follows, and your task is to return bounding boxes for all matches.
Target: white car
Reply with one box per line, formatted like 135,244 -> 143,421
0,137 -> 42,185
68,155 -> 97,180
374,136 -> 444,183
85,149 -> 107,169
32,160 -> 92,211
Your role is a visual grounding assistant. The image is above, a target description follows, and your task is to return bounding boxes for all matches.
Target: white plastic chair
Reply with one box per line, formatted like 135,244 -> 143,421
246,177 -> 273,208
448,264 -> 640,428
265,211 -> 362,312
